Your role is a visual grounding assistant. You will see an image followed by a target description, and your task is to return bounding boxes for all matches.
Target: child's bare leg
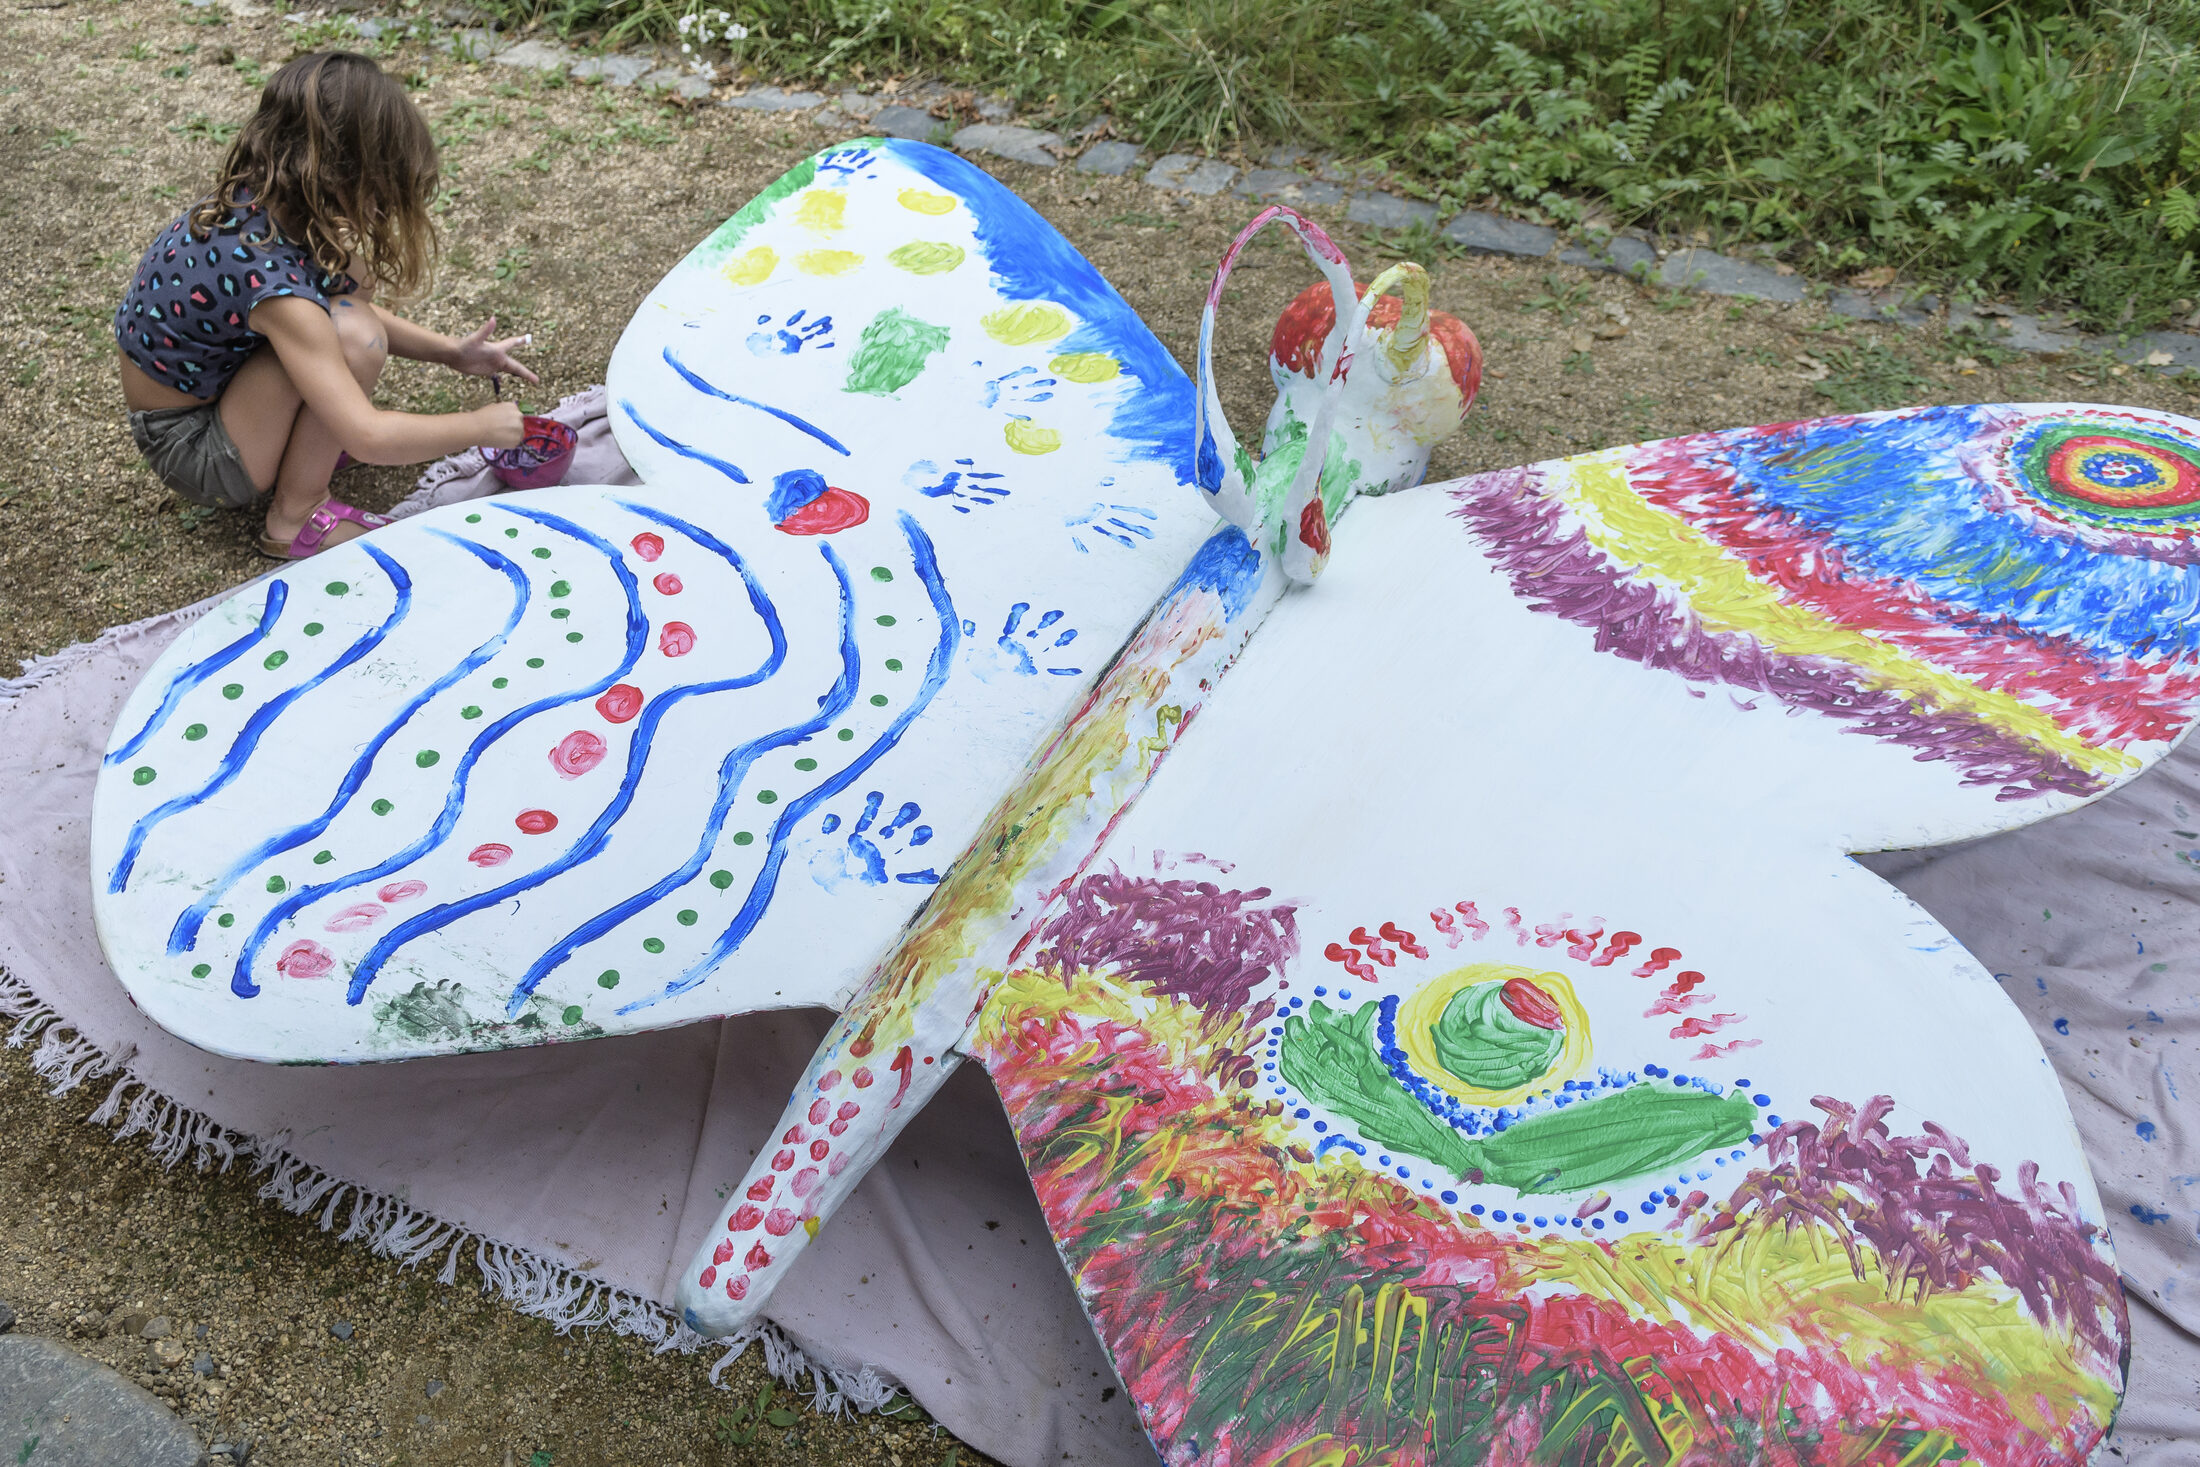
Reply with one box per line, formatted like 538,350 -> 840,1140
220,296 -> 390,548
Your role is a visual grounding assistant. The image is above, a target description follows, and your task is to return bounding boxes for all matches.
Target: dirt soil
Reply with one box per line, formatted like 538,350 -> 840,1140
3,2 -> 2200,1464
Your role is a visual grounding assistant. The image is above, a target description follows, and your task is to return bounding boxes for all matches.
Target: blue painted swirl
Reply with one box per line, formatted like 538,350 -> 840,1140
619,398 -> 751,485
107,578 -> 289,766
661,349 -> 852,457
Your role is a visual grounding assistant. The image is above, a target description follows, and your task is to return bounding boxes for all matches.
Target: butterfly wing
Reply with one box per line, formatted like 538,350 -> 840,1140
970,403 -> 2200,1465
89,141 -> 1218,1063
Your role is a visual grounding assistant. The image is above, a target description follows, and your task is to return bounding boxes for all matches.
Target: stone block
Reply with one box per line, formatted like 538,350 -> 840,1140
722,84 -> 824,110
1346,191 -> 1436,231
1075,141 -> 1143,176
1439,210 -> 1555,259
490,39 -> 570,71
570,54 -> 653,87
867,105 -> 945,142
1232,170 -> 1345,208
952,124 -> 1062,168
2118,330 -> 2200,373
0,1335 -> 204,1467
1828,287 -> 1937,326
438,27 -> 506,60
1558,235 -> 1656,279
1146,154 -> 1238,195
1657,248 -> 1806,303
836,91 -> 881,119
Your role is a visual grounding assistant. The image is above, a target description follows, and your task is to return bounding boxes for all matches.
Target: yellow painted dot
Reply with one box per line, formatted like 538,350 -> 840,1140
887,241 -> 966,275
1049,351 -> 1120,383
1005,420 -> 1063,455
797,249 -> 864,277
724,246 -> 777,286
794,190 -> 847,234
897,188 -> 957,215
982,302 -> 1071,346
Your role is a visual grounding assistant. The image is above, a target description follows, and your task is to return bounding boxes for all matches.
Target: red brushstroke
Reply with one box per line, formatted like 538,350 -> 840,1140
653,572 -> 684,595
790,1167 -> 820,1198
775,487 -> 870,536
764,1208 -> 797,1237
1323,942 -> 1376,982
376,879 -> 427,903
1350,927 -> 1397,966
699,1265 -> 716,1288
713,1240 -> 735,1265
1454,901 -> 1490,940
550,730 -> 607,779
1429,908 -> 1460,946
1694,1038 -> 1763,1059
744,1241 -> 771,1271
1503,907 -> 1526,945
724,1274 -> 748,1300
595,684 -> 643,723
1669,1013 -> 1742,1038
1378,921 -> 1426,959
745,1177 -> 773,1201
324,904 -> 385,933
658,622 -> 696,657
1632,946 -> 1682,977
1499,978 -> 1565,1030
889,1046 -> 914,1108
770,1149 -> 793,1171
630,532 -> 664,562
276,941 -> 334,978
467,842 -> 512,867
851,1066 -> 874,1089
807,1098 -> 830,1125
782,1124 -> 806,1144
1591,930 -> 1640,966
514,808 -> 558,835
730,1204 -> 761,1231
1297,497 -> 1330,556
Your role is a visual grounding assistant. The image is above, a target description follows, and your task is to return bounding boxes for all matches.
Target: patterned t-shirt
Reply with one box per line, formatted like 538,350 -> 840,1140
113,198 -> 341,400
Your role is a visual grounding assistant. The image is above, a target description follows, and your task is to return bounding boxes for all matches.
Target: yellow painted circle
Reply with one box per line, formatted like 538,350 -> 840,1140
1392,962 -> 1590,1108
898,188 -> 958,215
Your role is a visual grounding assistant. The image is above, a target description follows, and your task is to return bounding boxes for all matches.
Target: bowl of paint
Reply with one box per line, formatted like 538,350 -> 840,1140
486,416 -> 577,491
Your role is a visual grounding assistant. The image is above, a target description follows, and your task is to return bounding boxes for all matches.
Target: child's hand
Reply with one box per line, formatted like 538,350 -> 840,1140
476,400 -> 526,449
450,316 -> 541,385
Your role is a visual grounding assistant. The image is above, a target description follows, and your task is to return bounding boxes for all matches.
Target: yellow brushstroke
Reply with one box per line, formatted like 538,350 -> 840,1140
794,189 -> 846,233
898,187 -> 958,215
1006,420 -> 1063,455
1393,963 -> 1591,1107
1557,455 -> 2136,779
795,249 -> 864,277
1050,351 -> 1121,383
722,246 -> 777,286
983,302 -> 1072,346
886,241 -> 966,275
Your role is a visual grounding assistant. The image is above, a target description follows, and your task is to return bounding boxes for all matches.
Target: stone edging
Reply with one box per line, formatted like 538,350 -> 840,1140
345,6 -> 2200,375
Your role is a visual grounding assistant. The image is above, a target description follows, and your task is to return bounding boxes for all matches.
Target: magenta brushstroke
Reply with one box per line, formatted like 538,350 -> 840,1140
1447,467 -> 2107,801
1033,867 -> 1300,1017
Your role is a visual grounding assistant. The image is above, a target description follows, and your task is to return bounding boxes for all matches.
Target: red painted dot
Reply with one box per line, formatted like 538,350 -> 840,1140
782,1124 -> 806,1144
653,572 -> 684,595
744,1241 -> 771,1271
828,1119 -> 850,1137
515,809 -> 558,835
631,532 -> 664,562
828,1153 -> 851,1176
377,879 -> 427,903
699,1266 -> 717,1288
773,487 -> 869,536
763,1208 -> 797,1237
276,940 -> 335,979
713,1239 -> 736,1265
836,1101 -> 862,1120
468,842 -> 513,867
726,1275 -> 749,1300
745,1177 -> 775,1201
550,729 -> 608,779
790,1167 -> 820,1198
659,622 -> 696,657
596,683 -> 644,723
851,1067 -> 874,1089
324,903 -> 385,934
807,1098 -> 830,1124
819,1069 -> 842,1090
770,1149 -> 794,1171
808,1139 -> 830,1161
730,1204 -> 762,1232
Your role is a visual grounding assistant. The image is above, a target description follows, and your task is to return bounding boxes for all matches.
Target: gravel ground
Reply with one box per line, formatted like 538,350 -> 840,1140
5,3 -> 2200,1464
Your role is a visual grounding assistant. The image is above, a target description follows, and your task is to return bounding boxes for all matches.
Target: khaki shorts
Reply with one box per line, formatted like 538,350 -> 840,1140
129,402 -> 262,510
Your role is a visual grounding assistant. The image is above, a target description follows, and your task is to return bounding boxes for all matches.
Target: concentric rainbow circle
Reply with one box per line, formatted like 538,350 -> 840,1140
2009,419 -> 2200,531
1390,963 -> 1592,1109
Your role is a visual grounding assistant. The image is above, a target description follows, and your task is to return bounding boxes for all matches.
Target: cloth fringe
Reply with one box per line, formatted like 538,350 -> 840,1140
0,961 -> 900,1416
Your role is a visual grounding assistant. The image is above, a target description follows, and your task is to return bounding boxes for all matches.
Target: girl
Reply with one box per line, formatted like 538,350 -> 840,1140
115,51 -> 532,559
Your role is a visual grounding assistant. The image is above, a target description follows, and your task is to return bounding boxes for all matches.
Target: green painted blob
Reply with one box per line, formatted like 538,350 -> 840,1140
461,706 -> 483,719
597,970 -> 621,989
870,566 -> 894,582
884,658 -> 903,672
676,909 -> 698,926
732,831 -> 754,846
550,580 -> 571,597
264,650 -> 289,670
492,677 -> 510,689
313,850 -> 333,864
757,790 -> 778,804
844,307 -> 951,397
325,581 -> 348,595
642,937 -> 666,954
191,964 -> 211,980
1430,984 -> 1563,1092
551,608 -> 570,621
876,615 -> 896,627
371,798 -> 394,816
183,724 -> 207,741
303,622 -> 324,636
532,547 -> 553,560
526,658 -> 545,669
869,694 -> 890,707
504,528 -> 520,539
222,683 -> 244,700
709,869 -> 734,889
562,1005 -> 584,1025
415,750 -> 440,768
794,757 -> 818,771
466,514 -> 483,524
837,729 -> 854,741
217,913 -> 235,929
266,875 -> 286,893
566,632 -> 583,643
132,766 -> 156,786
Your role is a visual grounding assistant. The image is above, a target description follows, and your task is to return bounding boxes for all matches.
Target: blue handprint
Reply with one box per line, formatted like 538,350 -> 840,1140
1066,502 -> 1159,553
906,458 -> 1010,514
816,145 -> 881,178
820,792 -> 937,885
999,604 -> 1082,677
980,365 -> 1056,409
747,309 -> 836,356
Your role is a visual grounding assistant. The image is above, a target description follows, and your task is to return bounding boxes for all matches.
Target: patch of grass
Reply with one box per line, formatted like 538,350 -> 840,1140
486,0 -> 2200,331
1812,341 -> 1931,412
169,112 -> 238,146
1524,273 -> 1594,323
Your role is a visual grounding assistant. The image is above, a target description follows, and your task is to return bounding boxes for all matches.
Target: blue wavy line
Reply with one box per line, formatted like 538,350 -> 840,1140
108,546 -> 413,896
230,506 -> 647,999
502,505 -> 841,1015
660,349 -> 852,456
108,579 -> 290,766
167,533 -> 530,956
339,505 -> 792,1007
619,398 -> 750,484
619,510 -> 958,1015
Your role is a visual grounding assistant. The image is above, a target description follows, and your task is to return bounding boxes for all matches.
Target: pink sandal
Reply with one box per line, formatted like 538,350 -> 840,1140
258,498 -> 391,560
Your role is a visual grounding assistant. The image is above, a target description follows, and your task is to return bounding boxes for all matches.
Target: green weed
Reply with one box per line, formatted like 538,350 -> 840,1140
714,1381 -> 799,1445
1524,273 -> 1593,323
1812,342 -> 1931,413
170,113 -> 238,146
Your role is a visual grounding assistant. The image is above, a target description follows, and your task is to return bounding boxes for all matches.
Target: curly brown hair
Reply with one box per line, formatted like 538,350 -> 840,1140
190,52 -> 439,298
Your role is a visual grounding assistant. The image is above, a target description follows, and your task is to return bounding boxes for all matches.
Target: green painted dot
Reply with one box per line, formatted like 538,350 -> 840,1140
371,798 -> 394,816
870,694 -> 890,707
532,547 -> 552,560
493,677 -> 510,689
266,875 -> 286,893
303,622 -> 324,636
677,909 -> 698,926
733,831 -> 754,846
643,937 -> 666,954
551,607 -> 570,620
415,750 -> 440,768
565,632 -> 583,643
313,849 -> 333,865
757,790 -> 778,805
132,766 -> 156,786
885,658 -> 903,671
870,566 -> 894,582
709,869 -> 734,889
466,513 -> 483,524
217,913 -> 235,929
875,614 -> 897,627
794,757 -> 817,771
264,650 -> 289,670
222,683 -> 243,700
462,705 -> 483,719
562,1005 -> 584,1025
837,729 -> 854,741
550,580 -> 571,597
191,963 -> 210,979
184,723 -> 207,741
325,580 -> 348,595
526,658 -> 545,669
597,969 -> 620,989
504,527 -> 520,539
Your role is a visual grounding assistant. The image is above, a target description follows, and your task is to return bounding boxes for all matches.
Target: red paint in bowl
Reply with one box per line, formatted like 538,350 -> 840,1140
486,416 -> 578,490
